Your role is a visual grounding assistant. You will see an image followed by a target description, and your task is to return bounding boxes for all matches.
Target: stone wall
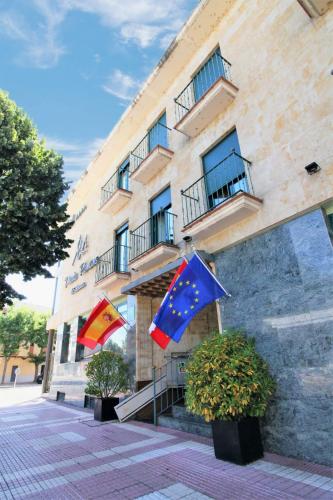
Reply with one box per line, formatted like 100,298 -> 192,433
215,209 -> 333,466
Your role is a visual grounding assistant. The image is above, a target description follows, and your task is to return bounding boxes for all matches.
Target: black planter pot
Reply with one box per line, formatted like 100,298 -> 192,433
94,397 -> 120,422
211,417 -> 263,465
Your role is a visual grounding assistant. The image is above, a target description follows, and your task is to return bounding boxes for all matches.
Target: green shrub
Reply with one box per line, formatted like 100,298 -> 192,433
85,350 -> 129,399
185,330 -> 275,422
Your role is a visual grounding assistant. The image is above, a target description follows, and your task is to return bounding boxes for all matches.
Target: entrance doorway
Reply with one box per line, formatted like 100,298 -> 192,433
10,365 -> 18,382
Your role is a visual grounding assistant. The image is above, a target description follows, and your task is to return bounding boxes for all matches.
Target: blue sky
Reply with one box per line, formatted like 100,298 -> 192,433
0,0 -> 198,307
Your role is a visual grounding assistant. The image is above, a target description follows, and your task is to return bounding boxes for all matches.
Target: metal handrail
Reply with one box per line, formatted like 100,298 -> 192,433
174,52 -> 232,122
181,151 -> 253,227
100,164 -> 130,207
130,122 -> 171,174
130,210 -> 177,261
95,244 -> 130,282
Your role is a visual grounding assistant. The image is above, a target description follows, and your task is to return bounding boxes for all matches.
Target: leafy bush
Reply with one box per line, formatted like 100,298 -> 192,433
185,330 -> 275,422
85,350 -> 129,399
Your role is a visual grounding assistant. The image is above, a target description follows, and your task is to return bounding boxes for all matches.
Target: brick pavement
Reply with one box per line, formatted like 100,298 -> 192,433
0,398 -> 332,499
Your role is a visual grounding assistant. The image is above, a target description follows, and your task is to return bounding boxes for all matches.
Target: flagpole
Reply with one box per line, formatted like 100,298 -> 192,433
193,250 -> 231,297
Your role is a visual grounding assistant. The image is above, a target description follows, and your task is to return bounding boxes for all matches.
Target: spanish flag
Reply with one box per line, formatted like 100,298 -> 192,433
77,298 -> 125,349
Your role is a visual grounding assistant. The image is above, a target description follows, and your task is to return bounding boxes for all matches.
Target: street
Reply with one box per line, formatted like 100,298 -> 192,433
0,393 -> 332,499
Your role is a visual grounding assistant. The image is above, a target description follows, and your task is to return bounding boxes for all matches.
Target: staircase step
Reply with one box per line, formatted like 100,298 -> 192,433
172,404 -> 208,425
158,414 -> 212,438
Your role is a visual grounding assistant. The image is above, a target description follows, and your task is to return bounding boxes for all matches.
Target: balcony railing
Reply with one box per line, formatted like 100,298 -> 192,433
100,164 -> 130,207
130,123 -> 171,174
174,52 -> 232,122
181,151 -> 253,227
130,211 -> 177,261
95,244 -> 130,283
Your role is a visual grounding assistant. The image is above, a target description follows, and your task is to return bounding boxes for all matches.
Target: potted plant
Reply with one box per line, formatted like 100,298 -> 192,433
185,330 -> 275,465
85,350 -> 129,422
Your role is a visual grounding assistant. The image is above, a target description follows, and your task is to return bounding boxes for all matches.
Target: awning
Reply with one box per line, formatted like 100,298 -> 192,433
121,250 -> 214,297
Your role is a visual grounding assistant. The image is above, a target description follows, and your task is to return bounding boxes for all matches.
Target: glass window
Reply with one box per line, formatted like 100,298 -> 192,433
118,157 -> 130,190
115,223 -> 129,272
104,299 -> 128,355
193,47 -> 225,101
60,323 -> 70,363
75,317 -> 86,362
202,130 -> 248,208
148,112 -> 167,152
150,187 -> 173,246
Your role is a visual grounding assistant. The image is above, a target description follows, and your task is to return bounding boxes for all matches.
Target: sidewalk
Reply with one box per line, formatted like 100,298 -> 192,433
0,384 -> 42,408
0,398 -> 332,499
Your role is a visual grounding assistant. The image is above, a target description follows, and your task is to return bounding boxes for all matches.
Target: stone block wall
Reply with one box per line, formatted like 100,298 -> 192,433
215,209 -> 333,466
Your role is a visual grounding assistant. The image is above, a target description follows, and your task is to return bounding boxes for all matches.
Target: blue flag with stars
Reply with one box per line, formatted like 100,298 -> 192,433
153,253 -> 229,343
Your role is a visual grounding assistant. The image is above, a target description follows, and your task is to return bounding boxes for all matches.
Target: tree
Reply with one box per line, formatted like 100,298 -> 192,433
0,90 -> 73,308
0,305 -> 48,383
0,307 -> 26,384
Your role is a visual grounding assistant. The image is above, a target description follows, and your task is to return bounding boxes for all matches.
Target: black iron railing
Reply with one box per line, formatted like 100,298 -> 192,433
100,164 -> 130,207
181,151 -> 253,227
174,52 -> 232,122
95,244 -> 130,283
130,122 -> 171,174
130,211 -> 177,261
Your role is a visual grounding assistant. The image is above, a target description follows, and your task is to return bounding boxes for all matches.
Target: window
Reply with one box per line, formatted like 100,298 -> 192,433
75,317 -> 86,362
118,157 -> 130,190
104,299 -> 128,355
150,187 -> 173,246
148,112 -> 167,152
324,203 -> 333,243
60,323 -> 70,363
193,47 -> 225,101
202,129 -> 248,209
115,223 -> 129,272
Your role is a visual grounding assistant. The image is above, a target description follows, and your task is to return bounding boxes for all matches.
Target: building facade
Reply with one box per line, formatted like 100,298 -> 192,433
0,343 -> 45,384
47,0 -> 333,466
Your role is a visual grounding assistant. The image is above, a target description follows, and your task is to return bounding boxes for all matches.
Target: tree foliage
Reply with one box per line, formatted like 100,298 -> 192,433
0,305 -> 48,383
0,90 -> 73,307
185,330 -> 275,422
85,350 -> 129,399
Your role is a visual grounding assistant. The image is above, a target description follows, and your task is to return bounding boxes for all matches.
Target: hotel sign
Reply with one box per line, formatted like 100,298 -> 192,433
65,235 -> 98,293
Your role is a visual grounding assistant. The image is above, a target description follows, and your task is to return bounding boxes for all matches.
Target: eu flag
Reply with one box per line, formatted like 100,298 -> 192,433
153,253 -> 229,343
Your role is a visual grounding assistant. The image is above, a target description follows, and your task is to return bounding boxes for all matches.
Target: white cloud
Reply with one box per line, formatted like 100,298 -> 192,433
0,0 -> 196,67
102,69 -> 141,101
44,135 -> 105,183
0,5 -> 66,68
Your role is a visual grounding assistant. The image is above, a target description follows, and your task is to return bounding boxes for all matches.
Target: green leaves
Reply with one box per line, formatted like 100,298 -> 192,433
0,90 -> 73,307
85,350 -> 129,399
185,330 -> 275,422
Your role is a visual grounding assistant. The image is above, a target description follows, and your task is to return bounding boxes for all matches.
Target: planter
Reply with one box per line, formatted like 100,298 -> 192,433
211,417 -> 263,465
94,397 -> 120,422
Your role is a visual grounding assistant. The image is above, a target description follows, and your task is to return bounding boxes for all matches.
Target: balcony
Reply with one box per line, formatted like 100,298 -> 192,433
129,211 -> 179,270
181,152 -> 262,238
130,123 -> 174,184
100,165 -> 132,214
297,0 -> 332,16
95,245 -> 130,288
174,53 -> 238,138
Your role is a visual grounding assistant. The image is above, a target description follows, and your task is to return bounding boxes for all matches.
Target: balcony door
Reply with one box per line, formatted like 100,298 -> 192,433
115,223 -> 129,272
148,112 -> 167,152
150,187 -> 173,247
193,47 -> 225,102
202,129 -> 247,208
118,157 -> 130,191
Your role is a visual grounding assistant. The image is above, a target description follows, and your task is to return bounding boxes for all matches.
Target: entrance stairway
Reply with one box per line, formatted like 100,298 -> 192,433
115,355 -> 188,423
158,403 -> 212,438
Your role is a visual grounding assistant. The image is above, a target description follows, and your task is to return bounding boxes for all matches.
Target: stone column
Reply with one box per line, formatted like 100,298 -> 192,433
136,295 -> 153,385
68,317 -> 80,363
